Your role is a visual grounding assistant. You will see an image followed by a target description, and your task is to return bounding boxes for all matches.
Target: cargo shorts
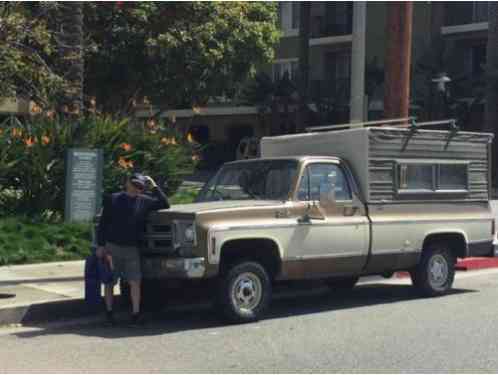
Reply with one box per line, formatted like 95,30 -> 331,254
105,242 -> 142,284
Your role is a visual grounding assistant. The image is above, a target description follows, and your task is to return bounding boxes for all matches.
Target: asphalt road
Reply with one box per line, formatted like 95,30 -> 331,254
1,270 -> 498,373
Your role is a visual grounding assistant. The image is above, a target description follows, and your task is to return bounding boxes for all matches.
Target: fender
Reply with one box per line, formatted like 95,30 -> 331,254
207,227 -> 284,265
422,229 -> 469,257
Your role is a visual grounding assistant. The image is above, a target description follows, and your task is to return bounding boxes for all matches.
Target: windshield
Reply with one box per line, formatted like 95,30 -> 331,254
196,160 -> 298,202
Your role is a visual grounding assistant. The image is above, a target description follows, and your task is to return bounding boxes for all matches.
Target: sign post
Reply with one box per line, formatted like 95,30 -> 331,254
65,148 -> 103,222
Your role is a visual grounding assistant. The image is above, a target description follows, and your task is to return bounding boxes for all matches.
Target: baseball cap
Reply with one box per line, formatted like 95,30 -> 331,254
129,173 -> 146,189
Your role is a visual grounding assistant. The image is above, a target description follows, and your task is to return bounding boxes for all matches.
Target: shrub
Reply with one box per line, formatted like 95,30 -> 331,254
0,115 -> 197,219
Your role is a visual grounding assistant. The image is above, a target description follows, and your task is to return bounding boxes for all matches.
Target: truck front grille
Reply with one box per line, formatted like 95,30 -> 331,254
143,222 -> 175,254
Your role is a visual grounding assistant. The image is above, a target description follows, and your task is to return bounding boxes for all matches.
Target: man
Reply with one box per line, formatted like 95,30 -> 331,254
96,173 -> 169,326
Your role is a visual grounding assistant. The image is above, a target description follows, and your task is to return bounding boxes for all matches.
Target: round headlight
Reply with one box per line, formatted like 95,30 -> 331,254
184,225 -> 195,242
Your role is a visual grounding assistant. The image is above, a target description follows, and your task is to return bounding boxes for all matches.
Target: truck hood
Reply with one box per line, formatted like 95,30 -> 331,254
159,200 -> 284,214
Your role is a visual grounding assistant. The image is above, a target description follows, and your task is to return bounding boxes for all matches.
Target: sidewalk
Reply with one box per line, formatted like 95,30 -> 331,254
0,260 -> 95,326
1,255 -> 498,327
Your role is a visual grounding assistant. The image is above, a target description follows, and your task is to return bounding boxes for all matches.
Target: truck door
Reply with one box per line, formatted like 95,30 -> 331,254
291,162 -> 369,278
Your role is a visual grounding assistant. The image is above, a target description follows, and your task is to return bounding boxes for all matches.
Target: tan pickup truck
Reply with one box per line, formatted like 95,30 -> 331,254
129,120 -> 496,322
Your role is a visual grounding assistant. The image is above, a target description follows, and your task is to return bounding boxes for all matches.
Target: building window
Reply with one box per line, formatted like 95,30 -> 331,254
278,2 -> 299,36
397,162 -> 469,194
463,44 -> 487,78
291,2 -> 300,30
473,2 -> 489,23
273,59 -> 299,82
445,2 -> 489,26
323,51 -> 351,98
325,2 -> 353,35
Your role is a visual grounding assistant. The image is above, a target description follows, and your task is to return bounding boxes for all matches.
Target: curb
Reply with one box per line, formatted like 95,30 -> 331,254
395,257 -> 498,278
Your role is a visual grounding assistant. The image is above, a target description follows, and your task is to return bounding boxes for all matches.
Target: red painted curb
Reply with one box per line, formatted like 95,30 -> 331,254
396,257 -> 498,278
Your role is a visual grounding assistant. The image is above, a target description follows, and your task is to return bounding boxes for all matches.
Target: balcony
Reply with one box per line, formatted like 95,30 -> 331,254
309,3 -> 353,46
442,2 -> 489,35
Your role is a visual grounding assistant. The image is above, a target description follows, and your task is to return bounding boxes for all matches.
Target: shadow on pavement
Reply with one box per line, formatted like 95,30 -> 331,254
13,282 -> 476,340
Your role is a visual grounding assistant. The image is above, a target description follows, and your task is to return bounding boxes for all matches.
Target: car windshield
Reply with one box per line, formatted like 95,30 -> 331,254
196,160 -> 298,202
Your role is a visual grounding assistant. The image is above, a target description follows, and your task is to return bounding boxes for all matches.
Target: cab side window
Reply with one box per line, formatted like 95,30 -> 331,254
298,163 -> 352,201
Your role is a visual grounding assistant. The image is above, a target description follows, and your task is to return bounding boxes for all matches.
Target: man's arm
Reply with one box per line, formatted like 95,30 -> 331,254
144,176 -> 170,210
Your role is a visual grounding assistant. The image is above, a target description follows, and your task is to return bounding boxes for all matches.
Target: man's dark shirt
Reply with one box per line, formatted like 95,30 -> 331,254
96,187 -> 169,247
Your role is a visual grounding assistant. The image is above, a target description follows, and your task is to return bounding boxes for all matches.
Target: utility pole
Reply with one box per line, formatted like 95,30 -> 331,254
384,2 -> 413,119
350,1 -> 367,122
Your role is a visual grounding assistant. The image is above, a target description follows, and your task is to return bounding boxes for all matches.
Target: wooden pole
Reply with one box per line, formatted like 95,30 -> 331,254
384,2 -> 413,119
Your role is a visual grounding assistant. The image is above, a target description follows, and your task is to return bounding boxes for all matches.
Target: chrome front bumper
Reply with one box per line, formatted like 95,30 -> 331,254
142,257 -> 206,279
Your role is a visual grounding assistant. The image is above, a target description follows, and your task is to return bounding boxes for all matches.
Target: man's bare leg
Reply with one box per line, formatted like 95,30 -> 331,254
104,284 -> 116,325
104,284 -> 114,311
129,280 -> 141,315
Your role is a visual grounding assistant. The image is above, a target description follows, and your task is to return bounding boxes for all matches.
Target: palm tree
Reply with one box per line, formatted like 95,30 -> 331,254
57,2 -> 84,116
485,2 -> 498,188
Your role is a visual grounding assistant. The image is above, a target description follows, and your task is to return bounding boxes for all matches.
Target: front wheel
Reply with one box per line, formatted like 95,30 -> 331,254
410,243 -> 455,297
216,261 -> 272,323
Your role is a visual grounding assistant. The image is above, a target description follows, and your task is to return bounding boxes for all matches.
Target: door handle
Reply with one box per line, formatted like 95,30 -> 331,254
297,214 -> 312,225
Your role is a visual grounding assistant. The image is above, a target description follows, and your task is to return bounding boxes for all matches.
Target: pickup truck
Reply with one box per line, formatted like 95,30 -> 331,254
124,120 -> 496,323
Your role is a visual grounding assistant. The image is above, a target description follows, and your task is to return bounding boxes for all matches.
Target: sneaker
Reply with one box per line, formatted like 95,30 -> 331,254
104,310 -> 116,327
128,313 -> 145,328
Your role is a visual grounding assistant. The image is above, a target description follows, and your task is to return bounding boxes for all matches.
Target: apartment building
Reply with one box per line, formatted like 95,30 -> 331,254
270,1 -> 489,128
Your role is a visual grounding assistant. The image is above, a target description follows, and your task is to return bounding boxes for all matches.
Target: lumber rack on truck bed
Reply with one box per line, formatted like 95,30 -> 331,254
305,117 -> 459,133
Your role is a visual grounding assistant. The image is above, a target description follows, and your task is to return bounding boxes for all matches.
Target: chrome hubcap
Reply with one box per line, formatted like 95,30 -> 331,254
428,254 -> 449,288
231,272 -> 262,313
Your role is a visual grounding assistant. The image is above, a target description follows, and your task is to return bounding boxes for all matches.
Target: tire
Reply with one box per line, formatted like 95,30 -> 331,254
410,242 -> 455,297
216,261 -> 272,323
325,276 -> 359,291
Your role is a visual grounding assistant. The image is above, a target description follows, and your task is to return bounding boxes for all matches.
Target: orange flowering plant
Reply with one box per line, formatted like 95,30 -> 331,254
0,115 -> 196,218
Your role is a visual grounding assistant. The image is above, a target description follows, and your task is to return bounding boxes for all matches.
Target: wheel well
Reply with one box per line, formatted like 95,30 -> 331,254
219,238 -> 282,278
423,233 -> 467,259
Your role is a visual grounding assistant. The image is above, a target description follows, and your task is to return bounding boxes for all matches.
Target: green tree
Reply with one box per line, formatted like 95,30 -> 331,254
57,2 -> 84,115
0,2 -> 63,108
84,2 -> 280,114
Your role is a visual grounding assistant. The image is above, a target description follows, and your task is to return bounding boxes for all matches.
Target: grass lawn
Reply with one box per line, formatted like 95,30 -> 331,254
0,217 -> 92,266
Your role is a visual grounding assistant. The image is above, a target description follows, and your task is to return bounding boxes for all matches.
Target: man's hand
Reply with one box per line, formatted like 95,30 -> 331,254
144,175 -> 158,189
96,246 -> 105,258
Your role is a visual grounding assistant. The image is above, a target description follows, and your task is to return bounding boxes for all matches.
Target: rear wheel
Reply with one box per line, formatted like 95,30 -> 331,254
410,242 -> 455,297
216,261 -> 272,323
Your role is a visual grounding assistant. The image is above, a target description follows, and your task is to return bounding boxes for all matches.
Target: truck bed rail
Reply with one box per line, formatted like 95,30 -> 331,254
306,118 -> 458,133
